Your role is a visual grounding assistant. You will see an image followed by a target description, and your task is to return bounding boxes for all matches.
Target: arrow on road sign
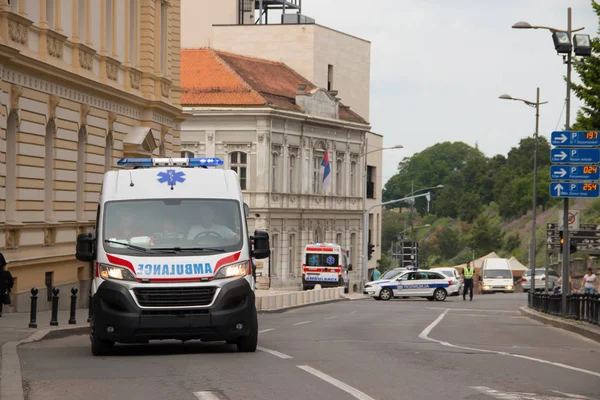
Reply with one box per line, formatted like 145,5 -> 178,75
555,133 -> 568,143
554,168 -> 567,178
554,183 -> 564,196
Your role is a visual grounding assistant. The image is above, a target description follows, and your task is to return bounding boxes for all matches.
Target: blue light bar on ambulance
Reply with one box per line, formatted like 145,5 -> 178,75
117,157 -> 224,167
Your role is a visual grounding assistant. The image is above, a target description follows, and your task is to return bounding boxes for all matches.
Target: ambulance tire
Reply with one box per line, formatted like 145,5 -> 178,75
433,288 -> 447,302
236,307 -> 258,353
90,332 -> 114,356
379,288 -> 393,301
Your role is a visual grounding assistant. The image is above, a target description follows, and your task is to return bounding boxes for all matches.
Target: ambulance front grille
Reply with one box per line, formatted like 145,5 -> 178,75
133,287 -> 217,307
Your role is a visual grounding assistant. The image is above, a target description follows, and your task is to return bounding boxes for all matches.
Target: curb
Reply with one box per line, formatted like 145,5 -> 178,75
519,306 -> 600,344
258,297 -> 351,313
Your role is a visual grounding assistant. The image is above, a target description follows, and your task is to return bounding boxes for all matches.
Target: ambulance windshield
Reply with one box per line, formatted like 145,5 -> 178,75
305,253 -> 339,267
102,199 -> 243,255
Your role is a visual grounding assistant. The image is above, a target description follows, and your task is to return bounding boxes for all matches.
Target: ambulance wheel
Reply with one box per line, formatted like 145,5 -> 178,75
379,288 -> 393,301
90,332 -> 114,356
236,309 -> 258,353
434,288 -> 447,301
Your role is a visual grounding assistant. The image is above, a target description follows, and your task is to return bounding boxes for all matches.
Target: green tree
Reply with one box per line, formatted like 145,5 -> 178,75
467,214 -> 505,255
572,0 -> 600,130
437,227 -> 461,259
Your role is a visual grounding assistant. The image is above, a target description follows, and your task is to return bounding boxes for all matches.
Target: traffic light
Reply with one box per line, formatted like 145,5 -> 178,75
559,230 -> 578,254
368,243 -> 375,260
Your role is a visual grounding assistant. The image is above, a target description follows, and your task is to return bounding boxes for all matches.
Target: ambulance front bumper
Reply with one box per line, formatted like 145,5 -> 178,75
90,278 -> 255,343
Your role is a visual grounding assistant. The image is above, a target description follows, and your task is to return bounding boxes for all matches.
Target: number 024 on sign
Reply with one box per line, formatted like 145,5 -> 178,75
550,182 -> 600,198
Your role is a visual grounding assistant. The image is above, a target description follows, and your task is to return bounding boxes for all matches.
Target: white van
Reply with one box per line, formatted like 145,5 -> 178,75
479,258 -> 514,294
75,157 -> 270,356
302,243 -> 352,293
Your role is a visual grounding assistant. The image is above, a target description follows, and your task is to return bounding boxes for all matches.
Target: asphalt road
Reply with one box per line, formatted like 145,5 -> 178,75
18,293 -> 600,400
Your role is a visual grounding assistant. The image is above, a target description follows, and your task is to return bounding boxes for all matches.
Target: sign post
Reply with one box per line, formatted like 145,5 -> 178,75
550,130 -> 600,316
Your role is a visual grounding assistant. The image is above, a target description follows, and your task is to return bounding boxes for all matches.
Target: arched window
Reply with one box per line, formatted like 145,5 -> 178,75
350,161 -> 357,196
289,153 -> 296,193
181,150 -> 194,158
45,120 -> 56,221
76,126 -> 86,221
230,151 -> 247,190
6,113 -> 17,222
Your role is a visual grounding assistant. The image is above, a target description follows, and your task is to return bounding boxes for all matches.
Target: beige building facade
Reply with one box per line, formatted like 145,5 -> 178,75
365,131 -> 383,272
181,0 -> 371,122
0,0 -> 184,312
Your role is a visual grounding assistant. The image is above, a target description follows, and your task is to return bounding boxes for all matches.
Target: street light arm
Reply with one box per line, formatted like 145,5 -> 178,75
360,145 -> 404,158
513,23 -> 585,33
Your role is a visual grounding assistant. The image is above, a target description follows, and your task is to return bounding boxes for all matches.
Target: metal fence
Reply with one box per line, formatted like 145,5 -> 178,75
530,292 -> 599,325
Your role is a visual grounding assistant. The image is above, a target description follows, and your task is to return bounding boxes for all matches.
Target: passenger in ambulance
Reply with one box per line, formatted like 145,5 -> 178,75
107,211 -> 145,240
154,215 -> 184,244
186,206 -> 238,243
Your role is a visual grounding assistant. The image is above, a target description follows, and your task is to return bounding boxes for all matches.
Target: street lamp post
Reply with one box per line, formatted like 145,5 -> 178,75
360,143 -> 403,288
362,193 -> 432,291
393,224 -> 431,267
499,89 -> 548,304
512,8 -> 591,315
407,184 -> 444,241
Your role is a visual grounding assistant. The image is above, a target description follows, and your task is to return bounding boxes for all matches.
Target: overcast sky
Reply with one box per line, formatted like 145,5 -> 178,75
296,0 -> 599,186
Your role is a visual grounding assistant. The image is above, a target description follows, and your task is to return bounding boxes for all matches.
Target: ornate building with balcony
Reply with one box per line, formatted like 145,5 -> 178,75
0,0 -> 184,312
180,48 -> 375,290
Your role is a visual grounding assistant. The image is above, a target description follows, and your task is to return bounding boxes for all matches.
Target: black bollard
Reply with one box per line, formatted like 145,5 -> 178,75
49,287 -> 60,326
29,288 -> 39,328
87,294 -> 92,323
69,287 -> 78,324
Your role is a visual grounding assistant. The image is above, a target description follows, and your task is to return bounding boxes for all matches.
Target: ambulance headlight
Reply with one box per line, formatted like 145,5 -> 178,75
214,261 -> 248,279
99,264 -> 137,281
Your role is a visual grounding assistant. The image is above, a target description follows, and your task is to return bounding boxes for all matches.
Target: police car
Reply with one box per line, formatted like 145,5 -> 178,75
363,268 -> 452,301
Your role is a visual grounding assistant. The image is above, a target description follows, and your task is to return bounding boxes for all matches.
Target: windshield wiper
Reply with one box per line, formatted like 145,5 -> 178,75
152,247 -> 227,253
104,239 -> 148,252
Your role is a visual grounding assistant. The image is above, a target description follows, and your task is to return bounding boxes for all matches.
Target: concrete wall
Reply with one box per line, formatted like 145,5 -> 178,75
181,0 -> 238,48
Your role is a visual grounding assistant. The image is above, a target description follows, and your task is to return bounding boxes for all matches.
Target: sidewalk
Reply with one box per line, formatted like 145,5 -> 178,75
520,306 -> 600,344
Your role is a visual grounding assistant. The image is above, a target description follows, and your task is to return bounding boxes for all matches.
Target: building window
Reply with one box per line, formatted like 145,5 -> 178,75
6,113 -> 17,222
289,154 -> 296,193
336,158 -> 343,196
129,0 -> 137,65
366,165 -> 375,199
105,132 -> 113,171
181,150 -> 194,158
230,152 -> 247,190
336,233 -> 343,246
45,121 -> 55,221
314,225 -> 323,243
160,0 -> 167,73
46,0 -> 55,29
350,161 -> 356,196
327,64 -> 334,91
271,152 -> 278,192
78,0 -> 86,40
271,234 -> 278,277
288,234 -> 296,277
312,152 -> 323,194
350,233 -> 357,266
76,127 -> 86,221
105,0 -> 112,54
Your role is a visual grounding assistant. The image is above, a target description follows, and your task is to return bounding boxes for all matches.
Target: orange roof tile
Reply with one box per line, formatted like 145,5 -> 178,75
180,48 -> 368,125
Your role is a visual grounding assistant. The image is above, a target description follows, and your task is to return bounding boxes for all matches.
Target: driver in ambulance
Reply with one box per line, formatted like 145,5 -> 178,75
186,206 -> 238,241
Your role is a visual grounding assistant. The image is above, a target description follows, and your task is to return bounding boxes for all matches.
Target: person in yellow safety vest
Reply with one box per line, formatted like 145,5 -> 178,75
462,261 -> 475,301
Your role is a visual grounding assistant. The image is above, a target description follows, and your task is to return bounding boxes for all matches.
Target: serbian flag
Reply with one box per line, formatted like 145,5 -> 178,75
320,152 -> 332,193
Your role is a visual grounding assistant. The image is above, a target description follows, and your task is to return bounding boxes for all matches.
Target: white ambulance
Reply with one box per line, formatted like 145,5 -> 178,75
302,243 -> 352,293
75,157 -> 270,356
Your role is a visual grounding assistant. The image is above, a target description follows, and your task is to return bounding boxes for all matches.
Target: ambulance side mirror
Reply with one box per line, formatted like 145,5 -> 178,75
76,233 -> 95,262
251,230 -> 270,260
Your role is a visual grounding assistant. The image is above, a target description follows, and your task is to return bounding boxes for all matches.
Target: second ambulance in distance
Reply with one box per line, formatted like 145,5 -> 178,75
302,243 -> 352,292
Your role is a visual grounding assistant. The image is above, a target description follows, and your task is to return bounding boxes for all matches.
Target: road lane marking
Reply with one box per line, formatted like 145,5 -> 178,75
324,316 -> 338,320
420,311 -> 600,378
431,307 -> 519,313
193,391 -> 224,400
293,321 -> 312,326
470,386 -> 593,399
258,328 -> 275,333
257,346 -> 293,359
349,311 -> 357,315
297,365 -> 376,400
